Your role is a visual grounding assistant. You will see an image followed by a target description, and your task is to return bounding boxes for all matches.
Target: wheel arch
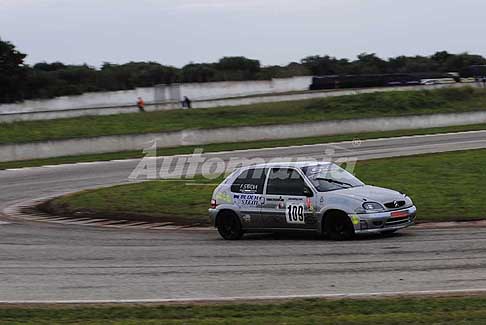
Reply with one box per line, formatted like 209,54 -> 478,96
320,208 -> 351,233
214,208 -> 240,227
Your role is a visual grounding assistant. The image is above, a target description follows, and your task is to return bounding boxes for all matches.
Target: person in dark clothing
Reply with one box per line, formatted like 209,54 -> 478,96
183,96 -> 192,109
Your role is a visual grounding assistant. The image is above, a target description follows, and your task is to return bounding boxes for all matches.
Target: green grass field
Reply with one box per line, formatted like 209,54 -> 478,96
1,122 -> 486,170
3,295 -> 486,324
48,149 -> 486,224
1,87 -> 486,145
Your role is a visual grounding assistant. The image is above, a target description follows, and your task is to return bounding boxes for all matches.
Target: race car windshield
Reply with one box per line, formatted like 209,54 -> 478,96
301,164 -> 364,192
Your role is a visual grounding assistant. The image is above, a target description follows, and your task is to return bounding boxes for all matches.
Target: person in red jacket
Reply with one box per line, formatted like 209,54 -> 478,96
137,97 -> 145,112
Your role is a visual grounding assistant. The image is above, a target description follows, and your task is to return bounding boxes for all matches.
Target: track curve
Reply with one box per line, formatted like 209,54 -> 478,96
1,130 -> 486,302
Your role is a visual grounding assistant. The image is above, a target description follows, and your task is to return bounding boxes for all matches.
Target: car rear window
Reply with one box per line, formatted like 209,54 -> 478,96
230,168 -> 267,194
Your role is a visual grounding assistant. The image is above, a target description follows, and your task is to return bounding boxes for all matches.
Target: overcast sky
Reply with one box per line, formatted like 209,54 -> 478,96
1,0 -> 485,67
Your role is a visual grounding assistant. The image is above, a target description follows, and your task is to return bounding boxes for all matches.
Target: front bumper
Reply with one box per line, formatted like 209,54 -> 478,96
351,205 -> 416,234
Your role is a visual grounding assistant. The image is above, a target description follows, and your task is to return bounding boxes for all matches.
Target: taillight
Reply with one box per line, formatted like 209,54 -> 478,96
210,199 -> 217,209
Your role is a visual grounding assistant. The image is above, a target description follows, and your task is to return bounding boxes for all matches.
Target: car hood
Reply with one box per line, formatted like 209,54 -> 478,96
330,185 -> 405,203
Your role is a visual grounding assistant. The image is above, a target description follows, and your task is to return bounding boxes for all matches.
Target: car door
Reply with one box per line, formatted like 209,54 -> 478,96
261,167 -> 317,230
230,167 -> 268,229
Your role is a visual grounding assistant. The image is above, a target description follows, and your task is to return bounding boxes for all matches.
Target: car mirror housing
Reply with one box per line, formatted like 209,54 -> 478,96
303,187 -> 313,197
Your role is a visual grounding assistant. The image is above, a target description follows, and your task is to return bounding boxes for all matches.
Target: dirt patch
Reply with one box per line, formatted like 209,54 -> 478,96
37,199 -> 211,227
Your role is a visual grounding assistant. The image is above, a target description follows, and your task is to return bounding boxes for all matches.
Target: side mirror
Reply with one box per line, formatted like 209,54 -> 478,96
303,187 -> 313,197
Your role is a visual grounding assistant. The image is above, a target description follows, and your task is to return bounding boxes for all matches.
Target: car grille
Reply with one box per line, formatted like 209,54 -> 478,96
384,200 -> 406,209
385,216 -> 409,227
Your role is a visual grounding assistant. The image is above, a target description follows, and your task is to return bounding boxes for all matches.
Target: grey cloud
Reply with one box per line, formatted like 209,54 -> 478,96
0,0 -> 485,67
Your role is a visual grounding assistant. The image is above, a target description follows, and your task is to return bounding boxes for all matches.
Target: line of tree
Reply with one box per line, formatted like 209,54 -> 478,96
1,37 -> 486,103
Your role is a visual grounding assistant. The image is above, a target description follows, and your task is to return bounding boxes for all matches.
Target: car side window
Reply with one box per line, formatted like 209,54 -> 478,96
266,168 -> 307,196
230,168 -> 267,194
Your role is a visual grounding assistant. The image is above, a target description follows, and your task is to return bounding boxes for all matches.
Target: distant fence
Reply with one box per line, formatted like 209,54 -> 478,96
1,110 -> 486,162
0,76 -> 313,116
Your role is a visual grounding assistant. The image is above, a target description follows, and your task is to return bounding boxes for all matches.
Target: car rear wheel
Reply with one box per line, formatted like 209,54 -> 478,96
217,212 -> 244,240
326,213 -> 355,241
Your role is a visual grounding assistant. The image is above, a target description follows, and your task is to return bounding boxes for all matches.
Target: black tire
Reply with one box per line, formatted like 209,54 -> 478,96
217,212 -> 244,240
325,213 -> 355,241
381,229 -> 397,236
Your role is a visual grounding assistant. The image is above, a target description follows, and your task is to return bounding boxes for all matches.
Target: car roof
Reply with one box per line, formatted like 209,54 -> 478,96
243,161 -> 334,169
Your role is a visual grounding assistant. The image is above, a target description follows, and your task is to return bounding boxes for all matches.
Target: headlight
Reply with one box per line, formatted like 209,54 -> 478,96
362,202 -> 384,211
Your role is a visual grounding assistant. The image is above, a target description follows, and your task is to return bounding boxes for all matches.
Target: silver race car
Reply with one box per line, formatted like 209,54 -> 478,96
209,162 -> 416,240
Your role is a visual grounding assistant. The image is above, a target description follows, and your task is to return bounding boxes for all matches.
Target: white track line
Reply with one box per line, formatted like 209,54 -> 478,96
3,288 -> 486,305
193,129 -> 486,156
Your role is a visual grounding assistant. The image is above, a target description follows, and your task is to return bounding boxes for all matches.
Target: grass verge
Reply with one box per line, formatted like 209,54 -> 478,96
2,122 -> 486,170
3,295 -> 486,324
46,149 -> 486,224
1,87 -> 486,145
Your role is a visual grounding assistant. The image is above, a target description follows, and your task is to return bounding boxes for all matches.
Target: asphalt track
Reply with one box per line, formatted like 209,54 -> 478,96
1,130 -> 486,303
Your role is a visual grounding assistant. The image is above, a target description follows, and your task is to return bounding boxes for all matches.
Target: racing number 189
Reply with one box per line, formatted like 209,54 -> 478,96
286,204 -> 305,224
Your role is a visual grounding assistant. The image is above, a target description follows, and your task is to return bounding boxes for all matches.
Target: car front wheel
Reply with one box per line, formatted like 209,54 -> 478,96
217,212 -> 244,240
326,213 -> 355,241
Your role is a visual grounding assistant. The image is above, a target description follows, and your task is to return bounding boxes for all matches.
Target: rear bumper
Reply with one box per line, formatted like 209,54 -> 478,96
351,205 -> 416,235
208,208 -> 218,226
